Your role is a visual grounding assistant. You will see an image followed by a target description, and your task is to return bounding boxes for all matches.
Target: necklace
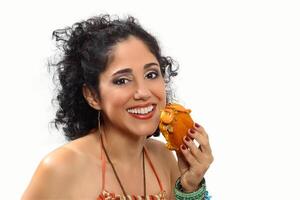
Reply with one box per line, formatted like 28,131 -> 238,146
100,134 -> 146,199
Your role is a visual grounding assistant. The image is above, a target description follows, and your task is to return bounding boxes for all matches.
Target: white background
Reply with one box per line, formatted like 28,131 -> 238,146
0,0 -> 299,199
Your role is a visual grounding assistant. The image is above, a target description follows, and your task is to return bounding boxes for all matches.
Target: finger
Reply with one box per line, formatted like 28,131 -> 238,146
188,127 -> 212,154
176,151 -> 189,167
183,136 -> 202,162
176,151 -> 189,174
180,144 -> 198,168
194,123 -> 209,138
186,129 -> 202,150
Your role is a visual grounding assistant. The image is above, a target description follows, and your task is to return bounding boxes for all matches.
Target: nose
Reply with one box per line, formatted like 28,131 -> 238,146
133,82 -> 151,101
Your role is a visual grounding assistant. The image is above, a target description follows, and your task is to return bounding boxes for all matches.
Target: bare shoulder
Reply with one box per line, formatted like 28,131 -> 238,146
145,138 -> 170,156
40,144 -> 87,174
21,143 -> 88,199
146,138 -> 180,197
145,138 -> 178,169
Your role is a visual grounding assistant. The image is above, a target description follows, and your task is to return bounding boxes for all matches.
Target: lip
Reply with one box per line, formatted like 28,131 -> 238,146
127,104 -> 156,120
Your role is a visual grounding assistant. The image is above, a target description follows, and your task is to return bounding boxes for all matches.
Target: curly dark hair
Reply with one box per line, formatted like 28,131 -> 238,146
49,14 -> 178,141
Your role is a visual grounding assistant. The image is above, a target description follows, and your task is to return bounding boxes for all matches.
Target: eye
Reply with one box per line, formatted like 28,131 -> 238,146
145,71 -> 159,79
113,78 -> 130,85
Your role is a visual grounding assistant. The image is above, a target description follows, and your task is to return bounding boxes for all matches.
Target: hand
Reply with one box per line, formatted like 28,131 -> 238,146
176,123 -> 214,192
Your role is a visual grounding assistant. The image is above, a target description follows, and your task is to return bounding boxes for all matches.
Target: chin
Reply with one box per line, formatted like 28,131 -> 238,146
131,125 -> 158,137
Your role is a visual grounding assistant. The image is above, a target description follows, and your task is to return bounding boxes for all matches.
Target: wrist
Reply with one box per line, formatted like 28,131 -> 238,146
180,177 -> 205,192
174,177 -> 207,199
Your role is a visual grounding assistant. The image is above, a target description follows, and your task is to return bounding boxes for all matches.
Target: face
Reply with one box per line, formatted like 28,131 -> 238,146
98,36 -> 166,137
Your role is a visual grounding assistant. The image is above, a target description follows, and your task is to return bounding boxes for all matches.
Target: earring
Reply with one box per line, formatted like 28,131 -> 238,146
97,110 -> 101,133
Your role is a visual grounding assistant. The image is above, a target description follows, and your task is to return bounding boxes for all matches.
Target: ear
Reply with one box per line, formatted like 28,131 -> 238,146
82,84 -> 101,110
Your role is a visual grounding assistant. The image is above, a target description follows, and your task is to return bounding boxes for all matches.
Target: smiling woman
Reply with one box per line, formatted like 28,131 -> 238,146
96,36 -> 167,137
21,14 -> 213,200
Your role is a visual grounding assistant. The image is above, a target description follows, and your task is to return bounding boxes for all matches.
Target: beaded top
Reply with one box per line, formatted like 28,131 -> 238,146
97,147 -> 167,200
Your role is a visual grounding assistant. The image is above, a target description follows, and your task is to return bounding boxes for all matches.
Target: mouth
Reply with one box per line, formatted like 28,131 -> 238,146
126,104 -> 156,120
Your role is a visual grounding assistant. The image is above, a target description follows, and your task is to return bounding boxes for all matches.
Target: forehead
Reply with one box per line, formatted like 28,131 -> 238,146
105,36 -> 158,73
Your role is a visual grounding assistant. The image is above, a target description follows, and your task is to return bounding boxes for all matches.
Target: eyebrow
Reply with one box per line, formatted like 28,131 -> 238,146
112,62 -> 159,76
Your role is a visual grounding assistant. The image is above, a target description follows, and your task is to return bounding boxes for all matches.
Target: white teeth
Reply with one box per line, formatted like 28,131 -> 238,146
127,105 -> 154,115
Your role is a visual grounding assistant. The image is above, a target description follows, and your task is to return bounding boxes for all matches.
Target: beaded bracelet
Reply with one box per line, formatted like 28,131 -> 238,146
174,177 -> 212,200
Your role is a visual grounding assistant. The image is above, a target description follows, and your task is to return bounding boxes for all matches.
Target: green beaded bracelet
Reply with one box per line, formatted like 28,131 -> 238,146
174,178 -> 206,200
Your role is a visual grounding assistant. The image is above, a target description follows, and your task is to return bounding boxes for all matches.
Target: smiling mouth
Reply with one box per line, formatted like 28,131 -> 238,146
126,104 -> 156,119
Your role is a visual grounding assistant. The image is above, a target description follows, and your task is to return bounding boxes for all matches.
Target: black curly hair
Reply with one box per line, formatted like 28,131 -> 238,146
49,14 -> 178,141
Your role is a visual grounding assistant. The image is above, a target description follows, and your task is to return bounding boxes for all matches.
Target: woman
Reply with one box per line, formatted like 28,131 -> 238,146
22,14 -> 213,199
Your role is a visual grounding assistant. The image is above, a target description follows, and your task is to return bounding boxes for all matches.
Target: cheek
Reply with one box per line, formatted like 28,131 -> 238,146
152,80 -> 167,103
159,87 -> 167,103
100,85 -> 133,115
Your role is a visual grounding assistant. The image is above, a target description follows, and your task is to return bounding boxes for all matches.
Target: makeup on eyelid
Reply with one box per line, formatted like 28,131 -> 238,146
112,69 -> 160,85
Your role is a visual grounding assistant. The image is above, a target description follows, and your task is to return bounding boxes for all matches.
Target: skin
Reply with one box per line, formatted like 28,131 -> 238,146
22,36 -> 213,199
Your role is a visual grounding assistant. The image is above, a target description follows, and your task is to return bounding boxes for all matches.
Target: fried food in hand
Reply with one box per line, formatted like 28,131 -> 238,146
159,103 -> 194,151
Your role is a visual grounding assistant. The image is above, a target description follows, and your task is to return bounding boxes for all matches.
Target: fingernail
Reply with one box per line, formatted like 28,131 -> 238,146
181,145 -> 187,150
195,123 -> 200,128
185,136 -> 190,142
190,129 -> 195,134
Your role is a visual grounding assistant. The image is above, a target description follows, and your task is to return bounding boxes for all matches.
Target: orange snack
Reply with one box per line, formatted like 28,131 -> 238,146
159,103 -> 194,151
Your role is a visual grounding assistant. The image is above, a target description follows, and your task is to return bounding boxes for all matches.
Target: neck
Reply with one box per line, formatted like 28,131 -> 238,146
99,125 -> 146,164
